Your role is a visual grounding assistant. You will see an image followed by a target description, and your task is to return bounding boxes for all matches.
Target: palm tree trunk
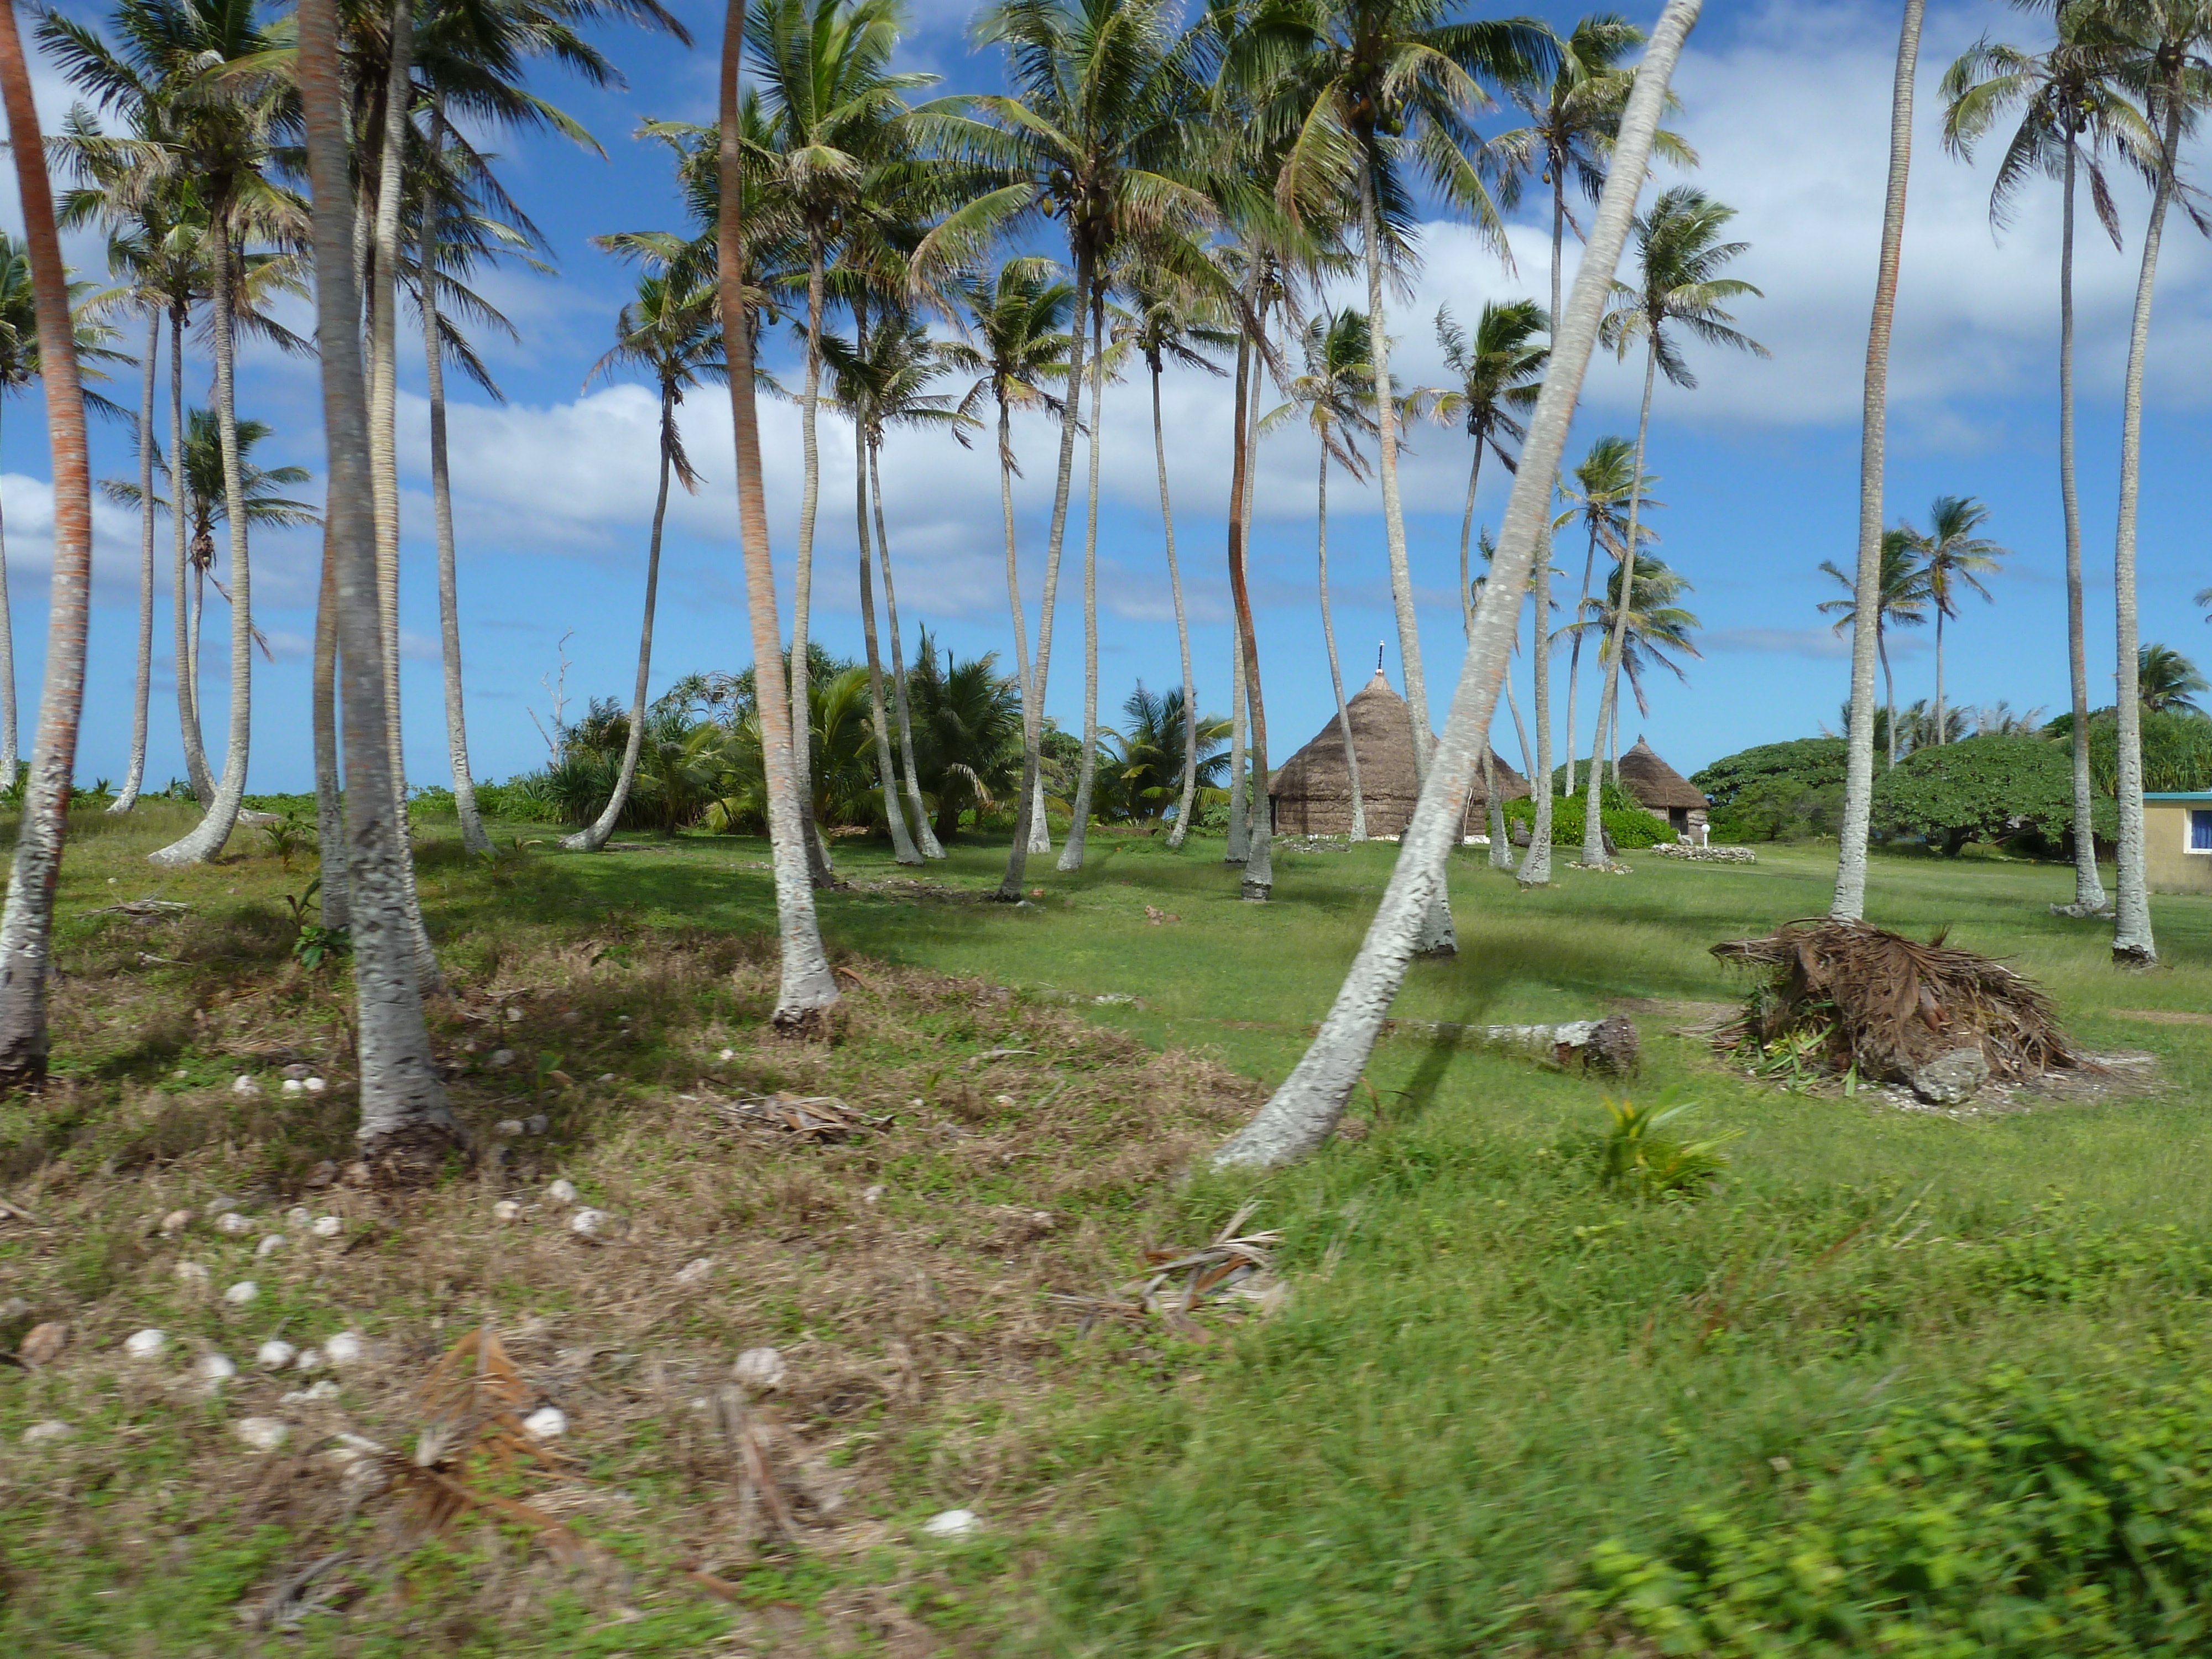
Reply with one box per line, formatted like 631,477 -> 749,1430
368,0 -> 410,826
564,388 -> 674,853
791,229 -> 833,888
1213,0 -> 1699,1167
2057,134 -> 2106,913
1520,165 -> 1570,890
1879,625 -> 1896,768
1563,524 -> 1598,801
2111,87 -> 2181,966
1831,0 -> 1924,924
849,348 -> 921,866
1583,342 -> 1658,868
1457,441 -> 1483,649
1318,448 -> 1365,839
867,436 -> 940,858
719,0 -> 837,1025
1457,436 -> 1501,863
170,307 -> 211,806
1225,614 -> 1249,860
313,531 -> 349,931
298,0 -> 454,1165
1057,285 -> 1108,870
0,3 -> 96,1088
1360,161 -> 1452,948
1155,358 -> 1201,849
1932,603 -> 1944,747
0,398 -> 14,784
112,310 -> 160,813
993,392 -> 1046,860
1229,291 -> 1272,901
150,239 -> 254,868
421,98 -> 491,857
996,243 -> 1092,900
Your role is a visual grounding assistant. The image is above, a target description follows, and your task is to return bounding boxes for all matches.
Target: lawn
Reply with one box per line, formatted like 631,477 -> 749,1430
6,806 -> 2212,1656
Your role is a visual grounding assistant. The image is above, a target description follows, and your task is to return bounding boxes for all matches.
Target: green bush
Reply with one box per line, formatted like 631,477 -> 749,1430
1575,1358 -> 2212,1657
1693,738 -> 1848,843
1504,782 -> 1673,849
2049,706 -> 2212,794
1872,733 -> 2112,856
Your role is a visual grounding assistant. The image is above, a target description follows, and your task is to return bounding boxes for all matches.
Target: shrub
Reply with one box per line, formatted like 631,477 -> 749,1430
1872,733 -> 2112,856
1504,782 -> 1673,849
1693,738 -> 1848,843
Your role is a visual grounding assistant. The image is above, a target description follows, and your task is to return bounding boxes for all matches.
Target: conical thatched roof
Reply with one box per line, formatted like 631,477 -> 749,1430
1269,669 -> 1527,838
1618,737 -> 1707,811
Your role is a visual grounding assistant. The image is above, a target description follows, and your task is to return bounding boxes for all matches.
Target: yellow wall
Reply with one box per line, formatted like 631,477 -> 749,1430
2144,801 -> 2212,893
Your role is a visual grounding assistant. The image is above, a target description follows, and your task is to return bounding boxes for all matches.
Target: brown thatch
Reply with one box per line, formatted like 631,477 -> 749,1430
1618,738 -> 1708,812
1268,670 -> 1526,837
1711,920 -> 2079,1086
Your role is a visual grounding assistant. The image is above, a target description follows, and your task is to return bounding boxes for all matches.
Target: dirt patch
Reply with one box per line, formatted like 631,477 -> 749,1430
2108,1008 -> 2212,1028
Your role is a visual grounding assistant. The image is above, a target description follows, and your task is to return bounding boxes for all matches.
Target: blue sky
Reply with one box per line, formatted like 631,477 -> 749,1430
2,0 -> 2209,796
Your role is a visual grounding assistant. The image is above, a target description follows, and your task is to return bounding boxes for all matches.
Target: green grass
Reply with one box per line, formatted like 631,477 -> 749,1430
9,809 -> 2212,1654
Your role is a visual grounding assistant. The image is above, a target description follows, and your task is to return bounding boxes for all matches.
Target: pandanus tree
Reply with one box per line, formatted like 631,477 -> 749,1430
563,275 -> 725,852
1550,433 -> 1655,794
1904,494 -> 2007,750
1487,10 -> 1687,885
1944,1 -> 2147,914
1267,305 -> 1382,841
1586,183 -> 1762,868
1266,0 -> 1553,937
1818,529 -> 1931,769
0,0 -> 98,1089
1214,0 -> 1701,1166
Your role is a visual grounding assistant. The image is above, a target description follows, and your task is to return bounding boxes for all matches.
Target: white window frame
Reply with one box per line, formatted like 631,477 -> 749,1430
2188,807 -> 2212,855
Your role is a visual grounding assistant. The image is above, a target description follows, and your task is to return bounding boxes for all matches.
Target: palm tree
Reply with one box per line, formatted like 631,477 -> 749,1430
1270,305 -> 1382,840
1473,526 -> 1542,867
1943,1 -> 2146,914
0,4 -> 100,1090
905,629 -> 1024,842
562,275 -> 725,853
1433,299 -> 1546,644
1488,11 -> 1686,888
2104,0 -> 2211,967
1818,528 -> 1931,767
1550,434 -> 1656,796
1903,493 -> 2007,748
1213,0 -> 1699,1167
1584,184 -> 1763,867
1270,0 -> 1551,934
2137,643 -> 2208,714
1117,259 -> 1233,848
722,0 -> 839,1027
1833,0 -> 1928,925
1562,552 -> 1701,775
1100,682 -> 1229,823
947,256 -> 1076,855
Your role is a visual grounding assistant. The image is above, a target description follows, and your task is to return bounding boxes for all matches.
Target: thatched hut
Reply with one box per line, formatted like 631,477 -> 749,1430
1618,737 -> 1709,842
1269,668 -> 1526,838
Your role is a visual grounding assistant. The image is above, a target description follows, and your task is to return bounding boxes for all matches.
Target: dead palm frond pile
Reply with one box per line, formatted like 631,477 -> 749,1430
1052,1201 -> 1285,1340
1710,920 -> 2079,1086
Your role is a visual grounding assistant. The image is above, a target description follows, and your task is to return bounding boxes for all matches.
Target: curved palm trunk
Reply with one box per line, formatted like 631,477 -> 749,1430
1058,290 -> 1109,871
1460,437 -> 1503,857
1360,169 -> 1452,946
1832,0 -> 1924,923
1225,617 -> 1248,861
0,400 -> 14,784
867,437 -> 940,857
170,307 -> 211,806
312,534 -> 349,930
1563,524 -> 1599,801
719,0 -> 836,1024
2111,88 -> 2181,966
112,311 -> 161,812
1879,626 -> 1896,768
421,101 -> 491,857
1318,448 -> 1365,839
849,361 -> 920,865
150,242 -> 253,867
1229,297 -> 1272,901
0,4 -> 96,1088
1520,170 -> 1572,890
1583,342 -> 1658,868
995,245 -> 1092,900
564,388 -> 674,852
1154,357 -> 1201,848
1213,0 -> 1699,1167
2057,135 -> 2105,912
1932,603 -> 1945,747
993,393 -> 1045,858
299,0 -> 453,1166
791,232 -> 833,888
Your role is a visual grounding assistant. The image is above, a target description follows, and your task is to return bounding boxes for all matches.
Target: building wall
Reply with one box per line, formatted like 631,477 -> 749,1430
2144,801 -> 2212,893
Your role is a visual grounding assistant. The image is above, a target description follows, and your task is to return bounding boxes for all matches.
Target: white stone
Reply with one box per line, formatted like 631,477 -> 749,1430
294,1348 -> 324,1373
323,1331 -> 364,1368
597,1072 -> 616,1083
216,1212 -> 251,1235
569,1207 -> 607,1237
159,1208 -> 193,1235
235,1417 -> 289,1452
23,1420 -> 74,1445
196,1353 -> 237,1384
231,1075 -> 260,1096
546,1179 -> 578,1206
304,1077 -> 327,1094
506,1006 -> 524,1022
674,1257 -> 713,1286
281,1381 -> 340,1405
281,1078 -> 304,1097
732,1347 -> 785,1393
863,1185 -> 885,1204
494,1119 -> 524,1138
223,1281 -> 259,1306
521,1406 -> 567,1439
311,1215 -> 342,1238
256,1234 -> 286,1257
493,1199 -> 522,1223
718,1048 -> 735,1061
255,1340 -> 296,1370
173,1261 -> 210,1288
285,1207 -> 312,1229
923,1509 -> 979,1537
123,1328 -> 169,1359
488,1048 -> 515,1068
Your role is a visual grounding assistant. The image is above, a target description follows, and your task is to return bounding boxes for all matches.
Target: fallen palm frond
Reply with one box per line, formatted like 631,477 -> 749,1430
1712,920 -> 2079,1087
416,1324 -> 566,1473
87,896 -> 190,920
703,1093 -> 886,1143
1055,1202 -> 1286,1338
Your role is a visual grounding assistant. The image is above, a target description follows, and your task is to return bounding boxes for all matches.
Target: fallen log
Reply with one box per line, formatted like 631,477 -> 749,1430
1383,1014 -> 1641,1075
